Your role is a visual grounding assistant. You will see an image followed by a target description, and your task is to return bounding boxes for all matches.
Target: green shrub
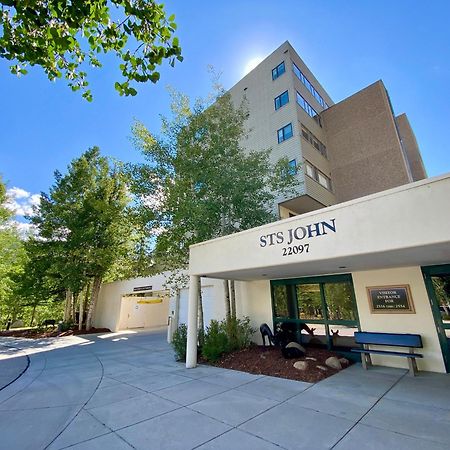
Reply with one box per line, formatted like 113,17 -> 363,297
171,324 -> 188,361
59,321 -> 73,332
202,320 -> 229,362
222,316 -> 255,352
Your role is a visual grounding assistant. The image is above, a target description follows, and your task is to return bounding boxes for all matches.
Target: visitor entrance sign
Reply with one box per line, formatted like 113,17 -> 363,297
367,285 -> 415,313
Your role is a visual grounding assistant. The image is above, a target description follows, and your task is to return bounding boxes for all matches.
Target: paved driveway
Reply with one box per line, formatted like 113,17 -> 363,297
1,329 -> 450,450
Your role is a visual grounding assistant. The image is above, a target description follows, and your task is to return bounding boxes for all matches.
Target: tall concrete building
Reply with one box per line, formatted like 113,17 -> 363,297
229,41 -> 426,218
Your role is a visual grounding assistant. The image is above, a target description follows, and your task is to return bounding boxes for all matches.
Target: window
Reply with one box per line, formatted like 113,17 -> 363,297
271,275 -> 359,351
324,282 -> 356,321
274,90 -> 289,110
273,285 -> 289,318
305,162 -> 316,179
304,160 -> 332,191
317,172 -> 331,190
301,125 -> 327,158
297,283 -> 323,320
296,92 -> 321,126
277,123 -> 293,143
292,62 -> 329,110
272,61 -> 285,80
288,159 -> 297,175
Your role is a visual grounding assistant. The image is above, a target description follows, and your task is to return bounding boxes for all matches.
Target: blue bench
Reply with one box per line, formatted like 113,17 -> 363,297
352,331 -> 423,376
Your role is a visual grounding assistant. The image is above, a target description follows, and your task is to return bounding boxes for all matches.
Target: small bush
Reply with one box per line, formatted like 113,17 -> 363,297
202,316 -> 255,361
59,321 -> 73,332
171,324 -> 188,361
202,320 -> 229,362
223,316 -> 254,352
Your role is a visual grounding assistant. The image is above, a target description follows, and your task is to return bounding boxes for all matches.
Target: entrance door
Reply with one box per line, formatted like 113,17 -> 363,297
127,299 -> 146,329
423,264 -> 450,372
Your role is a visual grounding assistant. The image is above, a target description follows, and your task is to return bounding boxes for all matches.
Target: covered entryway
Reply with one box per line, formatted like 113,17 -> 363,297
185,175 -> 450,371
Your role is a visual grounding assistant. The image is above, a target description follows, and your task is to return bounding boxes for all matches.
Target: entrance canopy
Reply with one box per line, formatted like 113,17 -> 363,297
189,174 -> 450,281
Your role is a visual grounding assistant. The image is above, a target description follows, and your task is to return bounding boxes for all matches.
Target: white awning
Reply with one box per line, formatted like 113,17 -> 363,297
189,173 -> 450,281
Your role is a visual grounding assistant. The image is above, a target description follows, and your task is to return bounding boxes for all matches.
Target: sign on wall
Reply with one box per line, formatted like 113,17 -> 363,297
367,285 -> 415,313
137,298 -> 163,305
258,218 -> 337,258
133,285 -> 153,292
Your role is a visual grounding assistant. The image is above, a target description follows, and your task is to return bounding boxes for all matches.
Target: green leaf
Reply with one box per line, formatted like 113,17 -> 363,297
0,1 -> 182,100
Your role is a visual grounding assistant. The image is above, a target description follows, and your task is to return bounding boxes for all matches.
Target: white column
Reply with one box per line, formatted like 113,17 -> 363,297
186,275 -> 199,368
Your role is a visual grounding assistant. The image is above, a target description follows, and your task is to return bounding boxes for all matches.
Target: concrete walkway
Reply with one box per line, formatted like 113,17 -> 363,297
1,330 -> 450,449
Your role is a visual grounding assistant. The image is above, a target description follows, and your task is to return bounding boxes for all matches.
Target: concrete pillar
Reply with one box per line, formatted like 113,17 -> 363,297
186,275 -> 199,368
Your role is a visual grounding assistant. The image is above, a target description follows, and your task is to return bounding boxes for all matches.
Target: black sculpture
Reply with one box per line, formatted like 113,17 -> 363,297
260,323 -> 277,346
260,322 -> 308,359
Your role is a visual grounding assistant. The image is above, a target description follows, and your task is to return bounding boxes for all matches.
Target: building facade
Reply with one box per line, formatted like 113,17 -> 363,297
95,42 -> 448,374
228,41 -> 426,216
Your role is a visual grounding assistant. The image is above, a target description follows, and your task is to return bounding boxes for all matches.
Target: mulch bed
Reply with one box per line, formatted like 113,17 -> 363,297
0,327 -> 111,339
208,344 -> 352,383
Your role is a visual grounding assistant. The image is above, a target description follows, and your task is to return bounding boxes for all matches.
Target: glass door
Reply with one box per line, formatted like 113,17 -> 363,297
423,264 -> 450,372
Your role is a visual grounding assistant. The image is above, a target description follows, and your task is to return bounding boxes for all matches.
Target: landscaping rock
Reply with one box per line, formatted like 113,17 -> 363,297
316,365 -> 328,371
305,356 -> 317,361
286,342 -> 306,352
282,342 -> 306,359
293,361 -> 308,371
325,356 -> 342,370
339,358 -> 349,366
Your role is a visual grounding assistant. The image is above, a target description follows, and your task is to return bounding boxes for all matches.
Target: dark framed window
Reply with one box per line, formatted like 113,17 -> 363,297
304,161 -> 332,191
272,61 -> 286,80
277,123 -> 293,143
274,90 -> 289,110
296,92 -> 322,127
288,159 -> 297,175
292,62 -> 329,110
301,125 -> 327,158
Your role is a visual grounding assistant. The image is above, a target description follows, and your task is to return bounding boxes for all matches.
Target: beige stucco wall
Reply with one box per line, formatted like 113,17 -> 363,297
178,278 -> 227,328
95,274 -> 168,331
235,280 -> 273,345
396,113 -> 427,182
352,266 -> 445,372
322,80 -> 412,203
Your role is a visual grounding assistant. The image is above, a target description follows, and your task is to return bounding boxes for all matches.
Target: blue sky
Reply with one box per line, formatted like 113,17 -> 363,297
1,0 -> 449,216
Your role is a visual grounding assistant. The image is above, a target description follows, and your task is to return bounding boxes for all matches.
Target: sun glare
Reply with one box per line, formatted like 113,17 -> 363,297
243,56 -> 264,76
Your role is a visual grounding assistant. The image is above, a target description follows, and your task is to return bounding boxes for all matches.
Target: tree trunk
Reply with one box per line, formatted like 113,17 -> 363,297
71,292 -> 78,322
86,276 -> 102,331
174,288 -> 180,330
64,289 -> 73,322
78,294 -> 84,331
29,304 -> 37,327
79,281 -> 90,330
230,280 -> 236,320
223,279 -> 231,320
197,276 -> 204,335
